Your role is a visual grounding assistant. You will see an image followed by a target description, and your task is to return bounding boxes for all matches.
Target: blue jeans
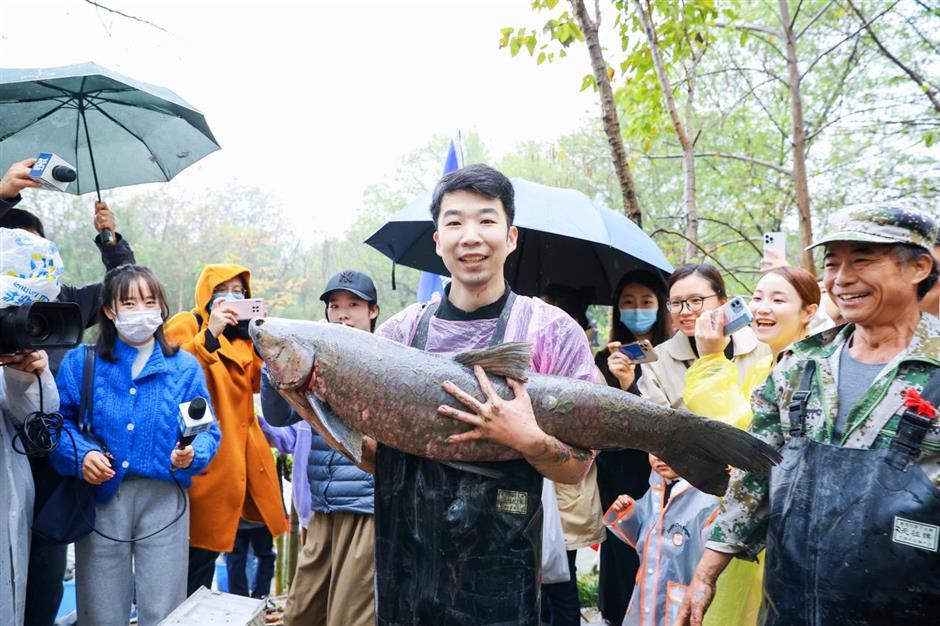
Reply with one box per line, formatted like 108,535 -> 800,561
226,526 -> 276,598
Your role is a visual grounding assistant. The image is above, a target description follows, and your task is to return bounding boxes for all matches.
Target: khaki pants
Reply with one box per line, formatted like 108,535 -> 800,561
284,511 -> 375,626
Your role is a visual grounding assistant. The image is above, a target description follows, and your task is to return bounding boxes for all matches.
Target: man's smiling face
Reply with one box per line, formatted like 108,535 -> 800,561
433,189 -> 517,291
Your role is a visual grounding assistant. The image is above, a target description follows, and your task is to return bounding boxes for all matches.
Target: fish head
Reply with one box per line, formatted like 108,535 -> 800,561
250,317 -> 327,390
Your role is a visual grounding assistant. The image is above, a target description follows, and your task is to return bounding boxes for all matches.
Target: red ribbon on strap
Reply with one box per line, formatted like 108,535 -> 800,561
903,387 -> 937,419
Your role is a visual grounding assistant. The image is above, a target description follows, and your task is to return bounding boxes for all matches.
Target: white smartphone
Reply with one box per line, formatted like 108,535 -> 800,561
618,340 -> 658,363
720,296 -> 754,335
220,297 -> 265,321
763,232 -> 786,261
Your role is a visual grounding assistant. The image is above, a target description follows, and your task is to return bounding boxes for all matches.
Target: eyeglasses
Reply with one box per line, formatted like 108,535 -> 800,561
666,294 -> 719,313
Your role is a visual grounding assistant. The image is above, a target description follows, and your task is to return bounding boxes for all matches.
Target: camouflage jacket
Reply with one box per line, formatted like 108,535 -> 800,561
708,313 -> 940,558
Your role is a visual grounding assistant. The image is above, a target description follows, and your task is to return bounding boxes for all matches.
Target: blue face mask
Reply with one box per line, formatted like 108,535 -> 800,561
208,291 -> 245,312
619,308 -> 657,334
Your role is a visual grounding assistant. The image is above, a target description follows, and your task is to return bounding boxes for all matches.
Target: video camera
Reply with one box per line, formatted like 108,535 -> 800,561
0,302 -> 83,354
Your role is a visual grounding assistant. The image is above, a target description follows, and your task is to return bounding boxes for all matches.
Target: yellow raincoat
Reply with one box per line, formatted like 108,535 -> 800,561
683,352 -> 773,626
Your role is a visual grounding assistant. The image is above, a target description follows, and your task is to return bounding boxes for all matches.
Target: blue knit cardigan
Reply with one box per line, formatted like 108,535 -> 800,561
50,339 -> 221,504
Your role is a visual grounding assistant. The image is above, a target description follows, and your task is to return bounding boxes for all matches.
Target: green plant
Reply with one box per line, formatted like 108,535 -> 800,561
577,565 -> 600,608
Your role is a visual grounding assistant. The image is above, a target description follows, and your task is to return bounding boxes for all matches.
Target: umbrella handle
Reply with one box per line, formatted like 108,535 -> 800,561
99,228 -> 113,245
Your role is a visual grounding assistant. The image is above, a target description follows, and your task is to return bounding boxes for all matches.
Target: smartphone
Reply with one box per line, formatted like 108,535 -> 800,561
720,296 -> 754,335
618,340 -> 658,363
763,232 -> 786,260
220,297 -> 265,321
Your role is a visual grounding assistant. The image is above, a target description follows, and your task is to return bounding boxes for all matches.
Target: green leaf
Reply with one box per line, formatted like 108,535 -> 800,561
526,36 -> 537,56
510,39 -> 521,56
537,51 -> 547,65
580,73 -> 596,92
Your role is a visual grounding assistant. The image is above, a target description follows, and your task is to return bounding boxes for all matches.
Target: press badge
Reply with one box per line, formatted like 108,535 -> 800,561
496,489 -> 528,515
892,516 -> 939,552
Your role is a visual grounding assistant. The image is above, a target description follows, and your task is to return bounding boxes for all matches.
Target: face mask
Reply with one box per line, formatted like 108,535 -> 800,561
208,291 -> 245,312
114,310 -> 164,344
619,308 -> 658,334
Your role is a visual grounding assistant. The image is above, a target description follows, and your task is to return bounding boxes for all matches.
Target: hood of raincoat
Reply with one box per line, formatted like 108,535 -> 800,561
192,263 -> 252,321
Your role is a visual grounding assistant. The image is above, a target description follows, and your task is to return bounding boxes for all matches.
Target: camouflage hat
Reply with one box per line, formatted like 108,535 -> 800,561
807,206 -> 938,251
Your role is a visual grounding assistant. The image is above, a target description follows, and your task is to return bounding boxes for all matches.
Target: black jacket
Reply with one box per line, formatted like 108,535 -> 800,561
1,193 -> 136,372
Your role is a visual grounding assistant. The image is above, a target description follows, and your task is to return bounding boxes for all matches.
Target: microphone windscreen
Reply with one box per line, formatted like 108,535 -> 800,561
51,165 -> 77,182
188,397 -> 207,419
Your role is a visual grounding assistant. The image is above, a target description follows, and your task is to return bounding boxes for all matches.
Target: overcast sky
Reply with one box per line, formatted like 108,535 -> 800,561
1,0 -> 599,238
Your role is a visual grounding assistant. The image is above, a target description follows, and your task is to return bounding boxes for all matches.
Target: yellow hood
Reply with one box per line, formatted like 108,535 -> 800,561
193,263 -> 252,318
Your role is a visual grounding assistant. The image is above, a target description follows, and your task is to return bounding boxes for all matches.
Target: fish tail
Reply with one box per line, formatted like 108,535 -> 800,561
652,415 -> 782,496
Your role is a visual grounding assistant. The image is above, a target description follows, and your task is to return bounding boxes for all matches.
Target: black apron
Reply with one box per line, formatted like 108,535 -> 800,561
761,362 -> 940,625
374,292 -> 545,626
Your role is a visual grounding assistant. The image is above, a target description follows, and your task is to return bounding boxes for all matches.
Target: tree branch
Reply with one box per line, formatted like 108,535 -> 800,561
697,217 -> 763,255
846,0 -> 940,114
643,151 -> 792,175
84,0 -> 168,33
715,20 -> 782,38
649,228 -> 753,291
800,0 -> 899,80
795,0 -> 837,40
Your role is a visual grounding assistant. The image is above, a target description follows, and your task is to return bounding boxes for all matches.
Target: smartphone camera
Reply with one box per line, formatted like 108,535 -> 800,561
721,296 -> 754,335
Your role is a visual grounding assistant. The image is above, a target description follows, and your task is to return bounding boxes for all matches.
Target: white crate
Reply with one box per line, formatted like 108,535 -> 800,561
158,586 -> 265,626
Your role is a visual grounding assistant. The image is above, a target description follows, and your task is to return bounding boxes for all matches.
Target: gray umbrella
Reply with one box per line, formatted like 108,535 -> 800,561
0,61 -> 220,198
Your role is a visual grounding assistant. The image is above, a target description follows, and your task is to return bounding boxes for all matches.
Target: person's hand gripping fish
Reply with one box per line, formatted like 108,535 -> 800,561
439,365 -> 545,452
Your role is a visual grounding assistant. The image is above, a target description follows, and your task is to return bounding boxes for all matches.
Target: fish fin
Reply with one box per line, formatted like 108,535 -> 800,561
453,342 -> 532,382
443,461 -> 505,479
305,393 -> 363,464
652,412 -> 783,496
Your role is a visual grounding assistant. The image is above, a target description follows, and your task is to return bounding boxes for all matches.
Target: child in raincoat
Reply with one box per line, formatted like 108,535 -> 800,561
604,454 -> 720,626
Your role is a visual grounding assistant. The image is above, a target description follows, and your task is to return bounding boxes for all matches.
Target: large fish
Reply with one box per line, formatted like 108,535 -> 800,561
250,317 -> 781,495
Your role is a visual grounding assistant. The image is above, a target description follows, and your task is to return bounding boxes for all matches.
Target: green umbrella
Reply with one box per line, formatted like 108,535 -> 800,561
0,61 -> 220,201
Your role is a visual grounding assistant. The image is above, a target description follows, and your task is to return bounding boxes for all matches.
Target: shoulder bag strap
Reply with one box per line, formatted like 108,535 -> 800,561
79,344 -> 95,435
787,361 -> 817,438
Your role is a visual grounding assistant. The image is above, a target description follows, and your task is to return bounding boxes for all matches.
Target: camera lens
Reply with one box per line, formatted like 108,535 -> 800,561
26,312 -> 51,340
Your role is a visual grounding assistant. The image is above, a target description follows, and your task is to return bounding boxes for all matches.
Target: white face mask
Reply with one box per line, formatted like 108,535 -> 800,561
114,310 -> 163,344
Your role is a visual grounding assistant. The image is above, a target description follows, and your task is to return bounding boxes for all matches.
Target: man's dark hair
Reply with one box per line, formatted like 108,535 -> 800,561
0,208 -> 45,238
892,243 -> 939,300
429,164 -> 515,227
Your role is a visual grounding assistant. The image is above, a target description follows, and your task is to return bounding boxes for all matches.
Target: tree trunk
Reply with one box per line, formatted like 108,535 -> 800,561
779,0 -> 816,275
569,0 -> 643,226
633,0 -> 697,259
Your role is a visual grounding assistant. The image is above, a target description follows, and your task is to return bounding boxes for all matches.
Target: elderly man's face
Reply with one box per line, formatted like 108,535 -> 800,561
823,241 -> 930,325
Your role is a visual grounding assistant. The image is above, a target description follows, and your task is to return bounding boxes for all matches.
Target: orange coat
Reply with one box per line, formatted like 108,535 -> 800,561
165,264 -> 287,552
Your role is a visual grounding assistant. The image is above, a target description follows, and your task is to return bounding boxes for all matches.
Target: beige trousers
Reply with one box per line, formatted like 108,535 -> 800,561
284,511 -> 376,626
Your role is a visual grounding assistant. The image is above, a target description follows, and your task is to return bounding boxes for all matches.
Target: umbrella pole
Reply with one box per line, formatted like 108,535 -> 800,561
80,101 -> 112,243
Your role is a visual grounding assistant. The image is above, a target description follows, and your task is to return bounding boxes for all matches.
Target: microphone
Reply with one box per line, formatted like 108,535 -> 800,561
51,165 -> 76,182
171,397 -> 214,471
28,152 -> 77,192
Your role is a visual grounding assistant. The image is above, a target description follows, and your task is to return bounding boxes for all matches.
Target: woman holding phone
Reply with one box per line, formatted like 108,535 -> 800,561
682,266 -> 820,626
592,270 -> 670,626
637,264 -> 771,409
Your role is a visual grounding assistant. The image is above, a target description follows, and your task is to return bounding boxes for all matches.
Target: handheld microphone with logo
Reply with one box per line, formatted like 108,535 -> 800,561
28,153 -> 77,192
170,397 -> 214,472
